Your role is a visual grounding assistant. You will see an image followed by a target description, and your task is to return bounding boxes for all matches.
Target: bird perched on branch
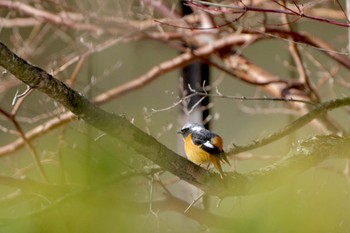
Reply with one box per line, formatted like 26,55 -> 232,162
178,123 -> 230,179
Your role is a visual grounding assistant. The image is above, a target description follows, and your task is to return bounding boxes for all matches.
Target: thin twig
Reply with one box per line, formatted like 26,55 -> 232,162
280,5 -> 319,102
150,92 -> 315,117
11,85 -> 32,106
184,191 -> 205,213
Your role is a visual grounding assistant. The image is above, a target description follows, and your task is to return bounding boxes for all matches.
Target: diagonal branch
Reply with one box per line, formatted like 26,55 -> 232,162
227,98 -> 350,156
93,33 -> 258,103
0,41 -> 212,190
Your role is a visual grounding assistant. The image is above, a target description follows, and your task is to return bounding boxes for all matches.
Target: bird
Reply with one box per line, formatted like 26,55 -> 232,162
178,123 -> 230,179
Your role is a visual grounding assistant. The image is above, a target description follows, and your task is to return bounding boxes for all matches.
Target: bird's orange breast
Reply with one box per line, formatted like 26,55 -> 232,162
184,133 -> 211,164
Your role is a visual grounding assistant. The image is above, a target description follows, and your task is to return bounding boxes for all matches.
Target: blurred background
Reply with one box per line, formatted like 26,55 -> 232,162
0,0 -> 350,232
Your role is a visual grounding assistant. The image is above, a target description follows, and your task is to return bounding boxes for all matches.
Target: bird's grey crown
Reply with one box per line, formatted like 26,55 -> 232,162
181,123 -> 204,132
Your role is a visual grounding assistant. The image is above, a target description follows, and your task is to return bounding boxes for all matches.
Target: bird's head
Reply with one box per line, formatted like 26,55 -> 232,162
177,123 -> 205,138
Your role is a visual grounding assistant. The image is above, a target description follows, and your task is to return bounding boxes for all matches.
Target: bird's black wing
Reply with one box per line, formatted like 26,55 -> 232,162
191,133 -> 221,155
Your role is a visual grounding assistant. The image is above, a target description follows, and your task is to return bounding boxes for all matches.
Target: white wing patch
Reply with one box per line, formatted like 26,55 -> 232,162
203,140 -> 214,148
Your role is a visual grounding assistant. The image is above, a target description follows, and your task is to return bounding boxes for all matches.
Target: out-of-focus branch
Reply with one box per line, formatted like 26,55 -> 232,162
306,8 -> 350,20
0,17 -> 40,27
220,29 -> 349,132
281,10 -> 319,102
0,175 -> 239,229
141,0 -> 180,19
0,175 -> 70,197
0,0 -> 103,34
263,28 -> 350,69
93,33 -> 259,104
95,29 -> 350,104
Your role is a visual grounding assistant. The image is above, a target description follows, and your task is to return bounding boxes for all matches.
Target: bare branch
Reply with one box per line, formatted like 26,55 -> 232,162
0,0 -> 103,34
0,17 -> 40,27
281,7 -> 319,102
93,33 -> 259,104
228,98 -> 350,156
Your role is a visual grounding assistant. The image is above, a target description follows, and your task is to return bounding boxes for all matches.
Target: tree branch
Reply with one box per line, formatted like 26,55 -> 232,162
0,175 -> 70,197
0,0 -> 103,34
227,98 -> 350,155
220,135 -> 350,197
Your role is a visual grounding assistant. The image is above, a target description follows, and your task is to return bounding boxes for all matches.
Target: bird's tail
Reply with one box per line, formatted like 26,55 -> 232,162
220,151 -> 231,166
210,156 -> 225,179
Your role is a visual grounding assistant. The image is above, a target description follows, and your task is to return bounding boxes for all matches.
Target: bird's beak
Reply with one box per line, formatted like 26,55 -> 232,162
177,130 -> 182,135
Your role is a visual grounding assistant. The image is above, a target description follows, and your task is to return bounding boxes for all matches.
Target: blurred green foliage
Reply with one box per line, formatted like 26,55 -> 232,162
0,127 -> 349,233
